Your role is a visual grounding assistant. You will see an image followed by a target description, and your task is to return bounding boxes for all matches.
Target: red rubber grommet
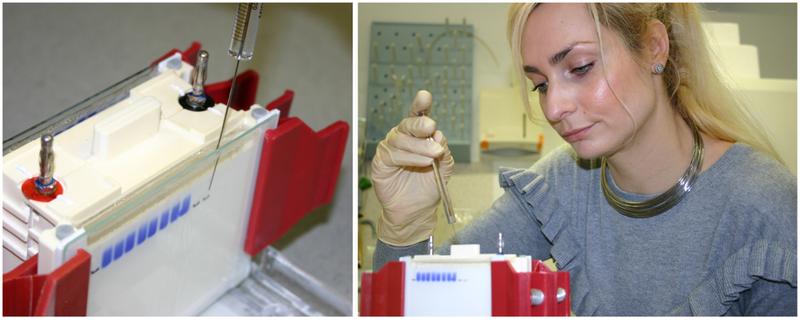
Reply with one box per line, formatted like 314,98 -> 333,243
21,178 -> 63,202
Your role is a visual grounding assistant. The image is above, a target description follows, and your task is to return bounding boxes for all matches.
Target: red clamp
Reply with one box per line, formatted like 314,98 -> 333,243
3,250 -> 91,316
492,259 -> 570,316
204,70 -> 260,111
360,261 -> 406,316
243,92 -> 349,256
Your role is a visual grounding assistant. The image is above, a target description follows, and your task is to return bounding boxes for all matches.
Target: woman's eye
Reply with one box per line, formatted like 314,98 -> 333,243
571,62 -> 594,75
532,82 -> 548,94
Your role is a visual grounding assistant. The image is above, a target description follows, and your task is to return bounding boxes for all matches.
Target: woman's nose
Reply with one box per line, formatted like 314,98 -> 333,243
541,84 -> 577,123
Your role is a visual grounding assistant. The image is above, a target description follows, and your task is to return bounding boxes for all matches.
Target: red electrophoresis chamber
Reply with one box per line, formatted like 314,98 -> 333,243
360,259 -> 571,316
3,42 -> 349,316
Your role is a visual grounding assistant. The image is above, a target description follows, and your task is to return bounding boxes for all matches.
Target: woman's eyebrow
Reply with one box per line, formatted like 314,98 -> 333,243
549,45 -> 575,65
524,41 -> 593,75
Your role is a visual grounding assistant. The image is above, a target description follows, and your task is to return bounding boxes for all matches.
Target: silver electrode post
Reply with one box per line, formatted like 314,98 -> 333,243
178,50 -> 215,112
36,134 -> 56,196
208,3 -> 263,191
188,50 -> 210,107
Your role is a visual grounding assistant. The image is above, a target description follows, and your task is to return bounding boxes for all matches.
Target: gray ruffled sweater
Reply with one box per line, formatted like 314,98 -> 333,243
374,143 -> 797,316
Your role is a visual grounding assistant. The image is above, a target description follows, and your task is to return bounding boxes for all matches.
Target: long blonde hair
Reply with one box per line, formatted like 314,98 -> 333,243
508,3 -> 780,161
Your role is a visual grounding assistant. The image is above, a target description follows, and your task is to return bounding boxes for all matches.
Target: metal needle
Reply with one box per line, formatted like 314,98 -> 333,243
209,3 -> 261,191
207,59 -> 240,191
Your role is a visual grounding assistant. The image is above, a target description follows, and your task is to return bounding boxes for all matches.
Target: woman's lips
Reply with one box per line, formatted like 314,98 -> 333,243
561,124 -> 594,143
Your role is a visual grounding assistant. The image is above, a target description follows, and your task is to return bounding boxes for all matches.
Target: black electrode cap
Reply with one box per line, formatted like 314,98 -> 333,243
179,93 -> 215,112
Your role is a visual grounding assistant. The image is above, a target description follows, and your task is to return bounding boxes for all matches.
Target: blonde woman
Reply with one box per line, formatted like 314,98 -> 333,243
370,3 -> 796,315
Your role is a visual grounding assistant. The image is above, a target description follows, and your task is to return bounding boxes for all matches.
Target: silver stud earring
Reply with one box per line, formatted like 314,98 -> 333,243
652,63 -> 665,74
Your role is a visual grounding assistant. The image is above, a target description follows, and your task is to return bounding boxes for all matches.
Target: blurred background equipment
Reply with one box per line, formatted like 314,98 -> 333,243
364,21 -> 477,162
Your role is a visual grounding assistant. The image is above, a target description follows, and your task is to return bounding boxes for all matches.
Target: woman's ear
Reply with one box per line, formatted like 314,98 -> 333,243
644,19 -> 670,65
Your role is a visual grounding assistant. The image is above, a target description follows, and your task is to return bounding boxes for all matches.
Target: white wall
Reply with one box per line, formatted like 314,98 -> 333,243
703,3 -> 796,80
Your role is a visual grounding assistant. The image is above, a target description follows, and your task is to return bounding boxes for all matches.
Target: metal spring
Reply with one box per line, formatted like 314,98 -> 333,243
232,3 -> 253,43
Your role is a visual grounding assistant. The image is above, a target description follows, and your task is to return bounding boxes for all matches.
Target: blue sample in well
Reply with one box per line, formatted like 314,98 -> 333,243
102,248 -> 113,268
148,218 -> 158,237
170,203 -> 181,222
113,240 -> 125,260
137,224 -> 148,245
159,210 -> 170,230
179,196 -> 191,217
125,232 -> 136,252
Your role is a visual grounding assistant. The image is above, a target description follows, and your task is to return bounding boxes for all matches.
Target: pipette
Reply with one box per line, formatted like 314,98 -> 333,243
209,3 -> 263,190
417,111 -> 457,231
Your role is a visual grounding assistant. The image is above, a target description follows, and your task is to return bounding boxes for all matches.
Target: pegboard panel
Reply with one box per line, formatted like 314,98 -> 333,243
365,21 -> 474,162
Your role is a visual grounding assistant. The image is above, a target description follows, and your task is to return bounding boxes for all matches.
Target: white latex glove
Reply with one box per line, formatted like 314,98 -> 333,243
371,90 -> 455,246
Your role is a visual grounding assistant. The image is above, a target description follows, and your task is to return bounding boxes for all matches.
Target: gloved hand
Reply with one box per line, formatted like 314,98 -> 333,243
371,90 -> 455,246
